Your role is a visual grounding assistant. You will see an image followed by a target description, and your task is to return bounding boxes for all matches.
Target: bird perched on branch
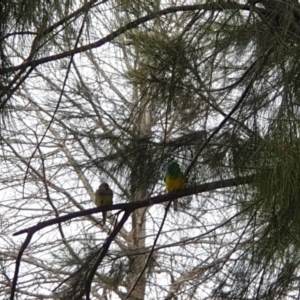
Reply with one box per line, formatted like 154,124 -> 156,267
94,183 -> 113,224
165,161 -> 185,211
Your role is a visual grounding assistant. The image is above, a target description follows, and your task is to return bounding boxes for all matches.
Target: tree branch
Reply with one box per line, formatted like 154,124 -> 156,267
14,174 -> 255,237
0,3 -> 251,75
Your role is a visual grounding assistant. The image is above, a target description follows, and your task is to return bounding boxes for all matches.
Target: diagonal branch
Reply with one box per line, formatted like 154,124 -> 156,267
185,47 -> 273,177
10,231 -> 33,300
0,3 -> 252,75
13,174 -> 255,237
85,210 -> 131,300
125,201 -> 172,300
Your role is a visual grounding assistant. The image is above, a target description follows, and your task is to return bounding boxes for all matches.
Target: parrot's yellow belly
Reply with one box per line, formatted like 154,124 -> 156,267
165,177 -> 185,192
94,195 -> 112,207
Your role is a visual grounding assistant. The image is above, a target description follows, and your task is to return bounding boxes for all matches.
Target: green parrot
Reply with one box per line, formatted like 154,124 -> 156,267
94,182 -> 113,224
165,161 -> 185,211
